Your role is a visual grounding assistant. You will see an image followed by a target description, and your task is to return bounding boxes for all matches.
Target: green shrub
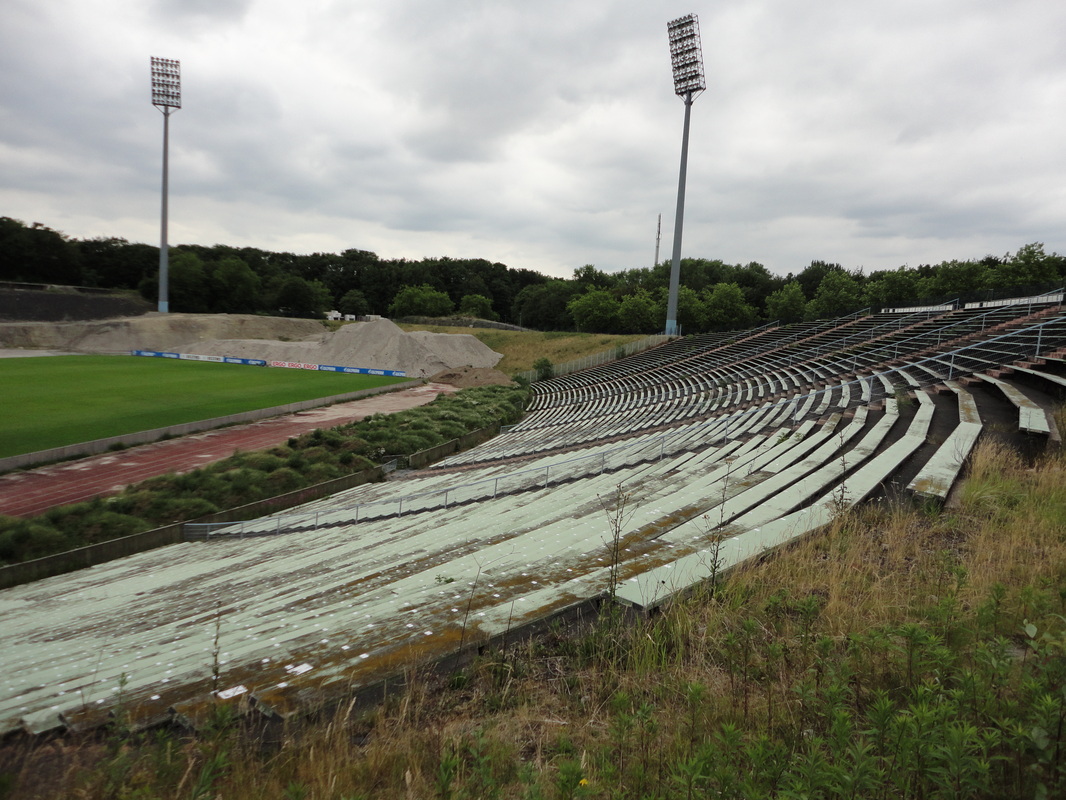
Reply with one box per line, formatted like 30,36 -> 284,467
533,357 -> 553,380
300,446 -> 334,464
265,467 -> 304,494
2,521 -> 70,561
238,452 -> 286,473
76,511 -> 150,543
306,462 -> 342,484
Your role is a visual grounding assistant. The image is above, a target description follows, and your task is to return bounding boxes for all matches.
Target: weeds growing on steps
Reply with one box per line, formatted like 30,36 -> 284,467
4,439 -> 1066,799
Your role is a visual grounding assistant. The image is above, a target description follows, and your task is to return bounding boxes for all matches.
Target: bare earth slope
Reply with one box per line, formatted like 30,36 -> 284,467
0,313 -> 325,352
0,314 -> 504,377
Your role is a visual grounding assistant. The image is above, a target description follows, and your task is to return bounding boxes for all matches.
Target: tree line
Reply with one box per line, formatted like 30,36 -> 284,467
2,216 -> 1063,333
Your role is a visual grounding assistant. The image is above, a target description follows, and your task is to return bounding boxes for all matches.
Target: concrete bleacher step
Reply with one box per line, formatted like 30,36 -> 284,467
970,373 -> 1053,436
1008,364 -> 1066,389
908,381 -> 982,500
617,396 -> 941,610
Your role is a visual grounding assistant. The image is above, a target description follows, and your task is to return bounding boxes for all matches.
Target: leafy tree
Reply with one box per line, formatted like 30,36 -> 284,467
388,283 -> 455,317
795,260 -> 844,300
359,260 -> 404,314
210,257 -> 261,313
615,266 -> 658,293
567,288 -> 620,333
167,250 -> 211,312
277,275 -> 331,318
703,282 -> 756,330
338,289 -> 370,317
458,293 -> 498,320
77,237 -> 157,289
986,242 -> 1062,291
656,285 -> 705,333
915,260 -> 989,303
805,269 -> 863,320
321,248 -> 379,300
0,217 -> 81,285
764,281 -> 807,323
862,267 -> 918,309
573,264 -> 613,290
512,280 -> 579,330
617,289 -> 661,334
733,261 -> 777,309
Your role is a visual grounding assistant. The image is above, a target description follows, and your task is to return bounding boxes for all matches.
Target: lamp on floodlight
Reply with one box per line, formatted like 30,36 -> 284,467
151,56 -> 181,313
664,14 -> 706,336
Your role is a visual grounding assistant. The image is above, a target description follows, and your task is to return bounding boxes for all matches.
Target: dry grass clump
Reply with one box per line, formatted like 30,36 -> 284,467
6,438 -> 1066,799
396,324 -> 645,375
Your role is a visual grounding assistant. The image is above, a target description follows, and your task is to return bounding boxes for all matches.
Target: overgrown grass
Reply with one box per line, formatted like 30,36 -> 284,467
0,356 -> 408,459
396,324 -> 646,374
0,384 -> 530,565
8,439 -> 1065,798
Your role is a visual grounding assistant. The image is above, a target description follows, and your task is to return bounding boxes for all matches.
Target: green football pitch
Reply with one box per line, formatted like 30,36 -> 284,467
0,355 -> 410,459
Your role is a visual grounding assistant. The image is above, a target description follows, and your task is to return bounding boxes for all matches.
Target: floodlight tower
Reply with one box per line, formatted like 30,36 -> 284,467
664,14 -> 706,336
151,57 -> 181,313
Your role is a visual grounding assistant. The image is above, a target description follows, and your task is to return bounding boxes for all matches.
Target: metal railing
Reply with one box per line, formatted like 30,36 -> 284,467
839,288 -> 1063,370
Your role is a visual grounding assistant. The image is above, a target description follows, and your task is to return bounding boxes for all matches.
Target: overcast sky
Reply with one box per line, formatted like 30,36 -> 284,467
2,1 -> 1064,279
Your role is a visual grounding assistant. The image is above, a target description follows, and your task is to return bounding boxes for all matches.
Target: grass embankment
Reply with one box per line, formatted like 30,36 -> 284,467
0,356 -> 408,459
9,437 -> 1065,799
397,324 -> 647,375
0,384 -> 529,565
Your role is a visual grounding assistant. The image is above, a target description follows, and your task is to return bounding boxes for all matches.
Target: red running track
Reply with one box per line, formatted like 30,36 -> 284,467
0,382 -> 458,518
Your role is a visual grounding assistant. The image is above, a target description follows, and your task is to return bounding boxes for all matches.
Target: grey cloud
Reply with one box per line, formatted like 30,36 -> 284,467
3,0 -> 1066,280
151,0 -> 252,24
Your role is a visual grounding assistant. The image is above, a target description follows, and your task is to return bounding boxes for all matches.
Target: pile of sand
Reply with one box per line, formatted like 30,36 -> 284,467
190,318 -> 503,377
0,313 -> 325,352
0,313 -> 503,378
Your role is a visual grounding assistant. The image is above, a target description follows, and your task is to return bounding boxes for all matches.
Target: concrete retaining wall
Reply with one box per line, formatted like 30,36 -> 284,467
0,380 -> 420,473
406,424 -> 500,469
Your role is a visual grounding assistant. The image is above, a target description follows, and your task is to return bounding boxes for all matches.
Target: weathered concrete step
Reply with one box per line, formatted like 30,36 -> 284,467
1009,364 -> 1066,389
908,381 -> 982,500
971,373 -> 1052,435
617,399 -> 928,611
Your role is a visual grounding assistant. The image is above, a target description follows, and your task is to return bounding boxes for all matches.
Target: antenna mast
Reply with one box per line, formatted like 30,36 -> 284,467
654,213 -> 662,266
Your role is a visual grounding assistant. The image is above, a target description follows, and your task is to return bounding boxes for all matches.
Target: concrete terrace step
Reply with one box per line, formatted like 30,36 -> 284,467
1009,364 -> 1066,389
617,395 -> 943,610
971,373 -> 1053,436
908,380 -> 982,500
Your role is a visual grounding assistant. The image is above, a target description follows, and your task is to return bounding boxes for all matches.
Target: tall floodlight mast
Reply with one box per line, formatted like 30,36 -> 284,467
150,57 -> 181,313
664,14 -> 706,336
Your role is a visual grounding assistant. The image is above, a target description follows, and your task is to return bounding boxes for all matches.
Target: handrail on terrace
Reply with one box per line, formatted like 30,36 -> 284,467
798,304 -> 955,364
740,318 -> 780,335
880,300 -> 959,314
188,311 -> 1064,542
528,324 -> 783,403
837,288 -> 1064,371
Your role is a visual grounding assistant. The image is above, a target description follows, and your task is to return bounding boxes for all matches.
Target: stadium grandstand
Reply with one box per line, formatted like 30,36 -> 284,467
3,290 -> 1064,735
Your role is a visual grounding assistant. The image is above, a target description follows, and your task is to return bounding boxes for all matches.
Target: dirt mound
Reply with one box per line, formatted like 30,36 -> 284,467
428,366 -> 517,388
0,313 -> 503,376
190,318 -> 502,376
0,313 -> 325,352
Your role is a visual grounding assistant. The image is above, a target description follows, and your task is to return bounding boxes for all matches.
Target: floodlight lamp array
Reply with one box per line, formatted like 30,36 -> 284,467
667,14 -> 706,97
151,57 -> 181,108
